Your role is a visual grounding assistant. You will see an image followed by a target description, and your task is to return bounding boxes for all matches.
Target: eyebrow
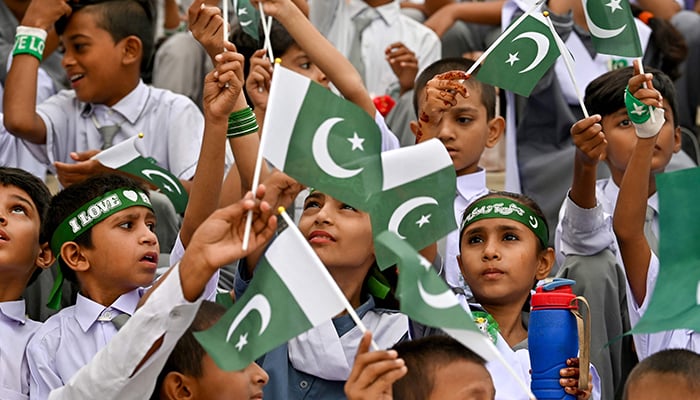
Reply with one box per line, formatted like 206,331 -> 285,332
10,194 -> 36,211
464,223 -> 525,235
304,192 -> 325,202
450,106 -> 481,114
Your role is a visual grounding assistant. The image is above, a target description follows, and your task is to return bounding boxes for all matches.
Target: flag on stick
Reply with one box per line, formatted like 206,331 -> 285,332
92,135 -> 188,213
234,0 -> 260,41
581,0 -> 643,58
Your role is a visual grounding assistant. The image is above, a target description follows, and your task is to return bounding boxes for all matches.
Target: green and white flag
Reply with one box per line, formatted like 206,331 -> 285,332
582,0 -> 643,58
92,135 -> 188,213
195,227 -> 347,371
476,13 -> 560,97
630,167 -> 700,334
234,0 -> 259,41
375,231 -> 499,362
369,139 -> 456,269
261,66 -> 382,208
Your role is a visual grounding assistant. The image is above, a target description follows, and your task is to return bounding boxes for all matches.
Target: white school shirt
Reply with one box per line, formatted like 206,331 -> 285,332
48,263 -> 203,400
0,300 -> 42,400
554,177 -> 699,359
443,169 -> 490,292
310,0 -> 441,97
25,80 -> 232,180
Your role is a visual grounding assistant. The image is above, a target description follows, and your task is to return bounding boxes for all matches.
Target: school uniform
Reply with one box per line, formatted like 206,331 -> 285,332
0,300 -> 41,400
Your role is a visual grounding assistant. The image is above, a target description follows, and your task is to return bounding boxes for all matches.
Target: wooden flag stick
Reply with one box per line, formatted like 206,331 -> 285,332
223,0 -> 229,49
637,60 -> 656,123
258,2 -> 275,62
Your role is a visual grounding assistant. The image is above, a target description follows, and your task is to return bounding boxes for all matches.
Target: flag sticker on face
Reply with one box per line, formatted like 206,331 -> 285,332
476,14 -> 560,97
261,66 -> 383,208
582,0 -> 642,57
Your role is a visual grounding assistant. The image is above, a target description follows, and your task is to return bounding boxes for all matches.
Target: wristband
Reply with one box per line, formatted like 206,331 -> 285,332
13,26 -> 48,62
624,86 -> 665,138
227,106 -> 259,138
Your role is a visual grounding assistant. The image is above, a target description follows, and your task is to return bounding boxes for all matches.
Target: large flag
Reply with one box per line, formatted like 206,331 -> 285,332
476,13 -> 560,97
233,0 -> 260,41
630,167 -> 700,334
375,231 -> 500,362
194,227 -> 347,371
261,66 -> 383,208
582,0 -> 643,58
369,139 -> 456,269
92,135 -> 188,213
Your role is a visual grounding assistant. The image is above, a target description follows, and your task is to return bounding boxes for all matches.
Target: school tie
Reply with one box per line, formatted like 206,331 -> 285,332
111,313 -> 131,331
643,205 -> 659,255
98,124 -> 120,150
348,8 -> 378,82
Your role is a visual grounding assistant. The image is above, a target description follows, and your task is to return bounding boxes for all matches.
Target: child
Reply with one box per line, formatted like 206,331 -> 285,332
152,301 -> 269,400
344,332 -> 496,400
0,166 -> 53,399
622,349 -> 700,400
409,58 -> 504,296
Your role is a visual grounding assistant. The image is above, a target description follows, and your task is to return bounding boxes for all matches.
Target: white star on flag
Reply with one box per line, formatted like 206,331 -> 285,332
631,103 -> 648,116
238,7 -> 248,15
235,332 -> 248,351
605,0 -> 623,13
415,214 -> 431,228
347,132 -> 365,151
505,52 -> 520,67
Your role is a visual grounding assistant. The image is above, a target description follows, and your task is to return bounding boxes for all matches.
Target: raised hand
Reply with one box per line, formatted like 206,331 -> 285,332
385,42 -> 418,96
571,114 -> 606,166
245,49 -> 274,112
344,332 -> 407,400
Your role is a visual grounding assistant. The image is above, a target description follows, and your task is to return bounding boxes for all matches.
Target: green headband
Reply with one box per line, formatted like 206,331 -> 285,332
459,197 -> 548,248
47,188 -> 153,309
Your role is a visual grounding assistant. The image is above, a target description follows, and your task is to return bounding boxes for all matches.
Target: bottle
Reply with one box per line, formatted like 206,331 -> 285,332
529,278 -> 579,400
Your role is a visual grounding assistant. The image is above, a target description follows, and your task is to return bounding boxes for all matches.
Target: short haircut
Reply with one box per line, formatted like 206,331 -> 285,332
151,301 -> 227,399
44,173 -> 150,285
412,57 -> 497,120
623,349 -> 700,399
391,335 -> 488,400
56,0 -> 156,73
584,66 -> 679,127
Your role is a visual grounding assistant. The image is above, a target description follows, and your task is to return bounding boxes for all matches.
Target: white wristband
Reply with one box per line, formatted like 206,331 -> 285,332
634,107 -> 665,139
16,26 -> 48,42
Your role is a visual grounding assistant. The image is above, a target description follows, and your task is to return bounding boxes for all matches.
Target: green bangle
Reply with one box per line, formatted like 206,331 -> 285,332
13,33 -> 45,62
227,107 -> 259,138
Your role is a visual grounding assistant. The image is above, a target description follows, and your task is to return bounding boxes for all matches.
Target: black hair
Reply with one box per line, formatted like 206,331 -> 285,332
0,167 -> 52,285
412,57 -> 497,120
623,349 -> 700,399
44,173 -> 150,285
631,4 -> 687,81
584,66 -> 679,127
56,0 -> 156,74
391,335 -> 490,400
151,301 -> 227,399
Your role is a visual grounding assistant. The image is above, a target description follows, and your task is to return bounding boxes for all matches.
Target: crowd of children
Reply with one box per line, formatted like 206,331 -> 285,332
1,0 -> 699,398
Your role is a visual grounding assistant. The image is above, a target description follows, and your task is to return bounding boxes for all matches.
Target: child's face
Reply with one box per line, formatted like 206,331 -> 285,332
60,9 -> 132,106
625,372 -> 698,400
280,44 -> 329,89
191,357 -> 268,400
413,84 -> 502,176
298,192 -> 375,273
602,107 -> 681,176
429,360 -> 495,400
0,185 -> 43,275
81,206 -> 158,297
457,217 -> 551,307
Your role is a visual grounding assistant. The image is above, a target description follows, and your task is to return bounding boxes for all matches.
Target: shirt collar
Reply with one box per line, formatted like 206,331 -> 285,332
0,300 -> 29,325
603,177 -> 659,213
74,288 -> 142,332
456,169 -> 488,202
79,80 -> 148,124
351,0 -> 399,26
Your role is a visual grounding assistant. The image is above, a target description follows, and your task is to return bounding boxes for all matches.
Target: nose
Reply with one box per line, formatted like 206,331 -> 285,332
436,120 -> 455,142
61,48 -> 75,69
139,223 -> 159,246
247,362 -> 269,386
313,204 -> 333,226
314,66 -> 329,88
481,239 -> 500,261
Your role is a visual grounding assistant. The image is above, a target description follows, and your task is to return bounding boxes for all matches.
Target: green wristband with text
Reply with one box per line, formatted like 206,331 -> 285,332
13,33 -> 46,62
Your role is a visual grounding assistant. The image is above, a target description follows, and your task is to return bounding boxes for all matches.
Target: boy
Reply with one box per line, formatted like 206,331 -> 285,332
409,58 -> 504,296
622,349 -> 700,400
0,166 -> 53,399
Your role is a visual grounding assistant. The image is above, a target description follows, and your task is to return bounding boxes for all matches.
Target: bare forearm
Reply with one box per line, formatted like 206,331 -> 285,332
570,155 -> 599,209
424,0 -> 454,17
450,0 -> 504,25
634,0 -> 681,20
3,55 -> 46,143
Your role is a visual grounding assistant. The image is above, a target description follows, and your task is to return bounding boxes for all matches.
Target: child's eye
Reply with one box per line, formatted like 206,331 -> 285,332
457,116 -> 473,124
11,205 -> 27,215
467,235 -> 484,244
119,221 -> 133,229
146,221 -> 156,232
619,119 -> 632,127
303,200 -> 321,210
340,203 -> 357,212
299,62 -> 311,70
503,233 -> 519,241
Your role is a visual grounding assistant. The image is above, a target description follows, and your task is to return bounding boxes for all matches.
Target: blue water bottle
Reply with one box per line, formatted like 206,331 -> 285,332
529,278 -> 579,400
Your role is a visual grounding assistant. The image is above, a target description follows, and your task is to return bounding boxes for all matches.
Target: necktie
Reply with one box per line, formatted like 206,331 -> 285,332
348,8 -> 378,82
111,313 -> 131,331
98,125 -> 120,150
643,205 -> 659,255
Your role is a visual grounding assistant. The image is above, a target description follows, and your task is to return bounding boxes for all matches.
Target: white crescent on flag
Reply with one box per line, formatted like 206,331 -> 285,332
417,280 -> 460,309
583,0 -> 626,39
388,196 -> 439,239
511,31 -> 550,74
141,169 -> 183,194
312,117 -> 363,178
225,294 -> 272,343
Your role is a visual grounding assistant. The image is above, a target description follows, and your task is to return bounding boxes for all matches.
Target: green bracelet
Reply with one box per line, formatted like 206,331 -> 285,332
13,33 -> 46,62
227,107 -> 259,138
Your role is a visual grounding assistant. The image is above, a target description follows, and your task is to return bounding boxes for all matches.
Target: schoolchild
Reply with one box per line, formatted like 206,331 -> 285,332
622,349 -> 700,400
0,167 -> 53,399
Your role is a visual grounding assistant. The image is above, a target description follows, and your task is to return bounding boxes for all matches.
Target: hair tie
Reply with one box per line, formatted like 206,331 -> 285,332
638,11 -> 654,25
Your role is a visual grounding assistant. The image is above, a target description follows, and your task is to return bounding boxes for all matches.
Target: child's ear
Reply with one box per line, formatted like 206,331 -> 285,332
35,242 -> 55,270
161,372 -> 195,400
485,116 -> 505,149
535,247 -> 555,280
60,242 -> 90,274
409,120 -> 423,144
121,36 -> 143,66
673,126 -> 682,153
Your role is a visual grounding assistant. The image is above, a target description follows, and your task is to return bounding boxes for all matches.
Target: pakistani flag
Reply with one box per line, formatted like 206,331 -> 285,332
261,66 -> 382,208
582,0 -> 643,58
476,14 -> 560,97
369,139 -> 456,269
92,136 -> 188,213
630,168 -> 700,335
194,227 -> 347,371
375,231 -> 500,362
234,0 -> 259,41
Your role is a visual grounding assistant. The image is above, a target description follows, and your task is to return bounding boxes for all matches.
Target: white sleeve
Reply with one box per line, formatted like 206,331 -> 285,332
557,192 -> 616,257
48,263 -> 202,400
375,111 -> 400,151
